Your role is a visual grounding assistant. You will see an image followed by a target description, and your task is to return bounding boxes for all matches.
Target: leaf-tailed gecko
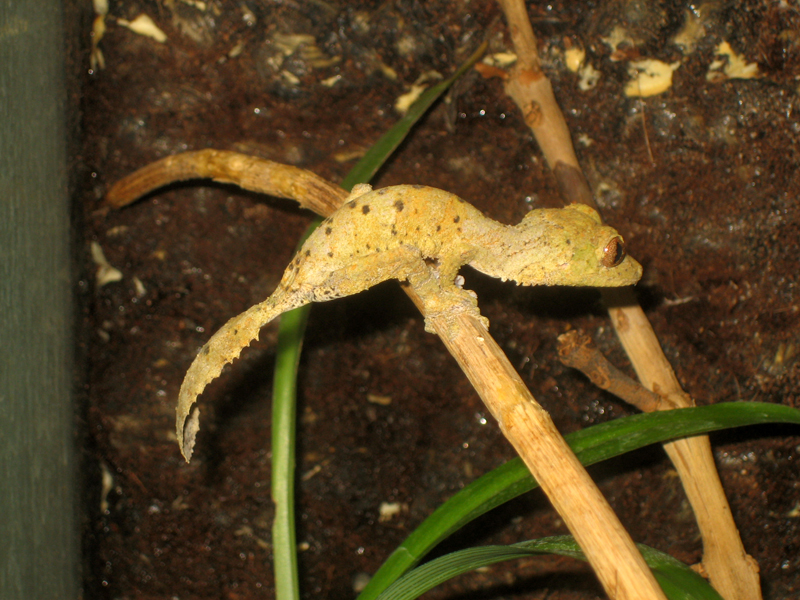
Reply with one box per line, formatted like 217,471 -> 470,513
177,183 -> 642,460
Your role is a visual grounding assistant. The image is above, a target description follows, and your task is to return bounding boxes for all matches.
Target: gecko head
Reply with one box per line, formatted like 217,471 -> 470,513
513,203 -> 643,287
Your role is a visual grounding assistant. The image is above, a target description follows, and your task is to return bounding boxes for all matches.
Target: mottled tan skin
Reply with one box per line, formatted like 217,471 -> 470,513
177,183 -> 642,459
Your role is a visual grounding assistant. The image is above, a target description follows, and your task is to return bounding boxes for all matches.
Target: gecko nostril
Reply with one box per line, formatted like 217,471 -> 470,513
601,237 -> 626,268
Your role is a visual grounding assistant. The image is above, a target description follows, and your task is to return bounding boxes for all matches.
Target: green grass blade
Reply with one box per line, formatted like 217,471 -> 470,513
271,309 -> 309,600
271,222 -> 317,600
375,536 -> 724,600
269,44 -> 488,600
358,402 -> 800,600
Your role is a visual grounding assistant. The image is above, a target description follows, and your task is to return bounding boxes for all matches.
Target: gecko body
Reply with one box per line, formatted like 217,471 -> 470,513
177,183 -> 642,459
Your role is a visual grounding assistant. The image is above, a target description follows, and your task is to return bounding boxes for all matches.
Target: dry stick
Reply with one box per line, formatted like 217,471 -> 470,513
423,309 -> 666,600
605,290 -> 763,600
557,330 -> 673,413
496,1 -> 762,598
497,2 -> 665,598
558,327 -> 762,600
109,151 -> 663,599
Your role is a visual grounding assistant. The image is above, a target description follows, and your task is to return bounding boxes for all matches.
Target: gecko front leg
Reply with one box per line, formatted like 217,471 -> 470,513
405,263 -> 488,336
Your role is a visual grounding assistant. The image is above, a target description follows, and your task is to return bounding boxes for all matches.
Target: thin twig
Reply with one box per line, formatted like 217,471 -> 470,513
638,99 -> 655,166
557,330 -> 675,413
422,307 -> 667,600
604,289 -> 763,600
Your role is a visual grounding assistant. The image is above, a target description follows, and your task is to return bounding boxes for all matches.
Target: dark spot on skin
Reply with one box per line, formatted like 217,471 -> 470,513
412,184 -> 424,189
328,252 -> 334,257
456,228 -> 462,233
377,189 -> 388,195
305,250 -> 311,256
376,247 -> 381,252
566,239 -> 571,245
325,227 -> 332,235
391,228 -> 397,236
362,205 -> 371,214
436,225 -> 441,232
202,345 -> 211,355
416,226 -> 420,231
454,215 -> 460,223
348,201 -> 357,208
394,200 -> 404,211
366,243 -> 371,249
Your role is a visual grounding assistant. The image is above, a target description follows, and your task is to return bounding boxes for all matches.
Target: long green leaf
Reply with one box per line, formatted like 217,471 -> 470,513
270,44 -> 487,600
375,536 -> 724,600
271,223 -> 317,600
357,402 -> 800,600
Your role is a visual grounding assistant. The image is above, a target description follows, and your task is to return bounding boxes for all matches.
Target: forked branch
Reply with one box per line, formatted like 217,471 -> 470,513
496,1 -> 762,598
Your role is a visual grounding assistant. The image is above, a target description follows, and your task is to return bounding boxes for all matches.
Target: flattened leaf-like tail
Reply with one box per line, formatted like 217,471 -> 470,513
176,290 -> 306,461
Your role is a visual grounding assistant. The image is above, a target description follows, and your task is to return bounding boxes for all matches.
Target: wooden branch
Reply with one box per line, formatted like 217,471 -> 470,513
496,0 -> 763,598
604,288 -> 763,600
427,309 -> 665,600
557,330 -> 676,413
496,0 -> 540,72
496,0 -> 595,208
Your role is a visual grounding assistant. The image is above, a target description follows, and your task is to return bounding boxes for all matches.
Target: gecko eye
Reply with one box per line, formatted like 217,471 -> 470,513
601,237 -> 626,268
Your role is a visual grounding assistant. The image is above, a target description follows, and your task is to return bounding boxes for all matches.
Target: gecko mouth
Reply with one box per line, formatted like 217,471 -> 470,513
601,237 -> 626,268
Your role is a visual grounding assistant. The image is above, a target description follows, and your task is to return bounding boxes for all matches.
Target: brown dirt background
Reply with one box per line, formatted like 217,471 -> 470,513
74,1 -> 800,598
